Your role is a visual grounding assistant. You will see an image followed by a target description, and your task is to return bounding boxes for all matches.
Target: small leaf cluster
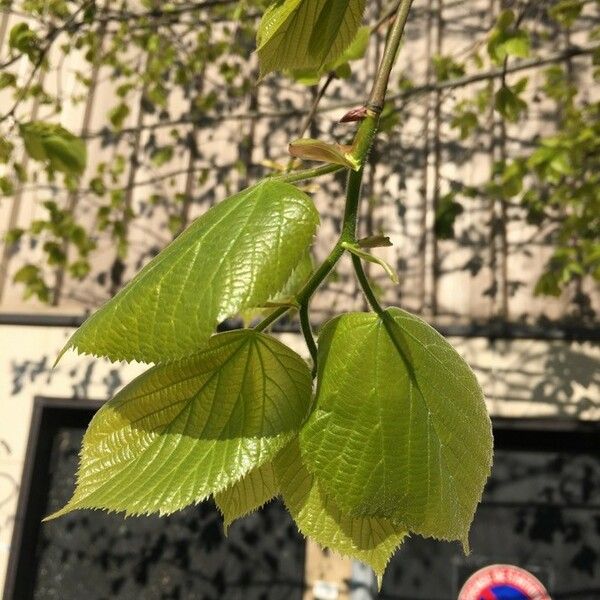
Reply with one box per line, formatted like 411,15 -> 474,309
47,3 -> 494,581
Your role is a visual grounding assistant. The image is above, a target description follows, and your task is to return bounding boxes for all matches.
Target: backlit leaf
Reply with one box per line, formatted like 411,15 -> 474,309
275,438 -> 406,576
48,330 -> 312,518
495,85 -> 527,122
215,461 -> 278,530
59,180 -> 319,364
257,0 -> 366,76
289,24 -> 371,85
301,309 -> 493,549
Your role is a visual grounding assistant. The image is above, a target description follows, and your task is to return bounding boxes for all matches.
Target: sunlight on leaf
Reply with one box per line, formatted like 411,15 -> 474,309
301,309 -> 493,549
257,0 -> 366,76
215,461 -> 279,531
48,330 -> 312,519
58,180 -> 319,364
275,438 -> 406,576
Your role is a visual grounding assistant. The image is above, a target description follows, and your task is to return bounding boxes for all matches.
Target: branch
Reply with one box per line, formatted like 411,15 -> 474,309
388,44 -> 599,102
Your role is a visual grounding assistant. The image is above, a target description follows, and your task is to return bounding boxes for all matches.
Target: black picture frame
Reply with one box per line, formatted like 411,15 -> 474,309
4,397 -> 104,600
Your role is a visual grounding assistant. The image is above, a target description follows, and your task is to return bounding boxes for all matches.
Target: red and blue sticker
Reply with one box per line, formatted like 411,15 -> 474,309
458,565 -> 551,600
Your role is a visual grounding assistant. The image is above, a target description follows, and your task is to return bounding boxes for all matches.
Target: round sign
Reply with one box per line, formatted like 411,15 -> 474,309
458,564 -> 551,600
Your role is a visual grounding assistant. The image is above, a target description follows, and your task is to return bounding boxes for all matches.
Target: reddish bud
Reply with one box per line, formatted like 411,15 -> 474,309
340,106 -> 368,123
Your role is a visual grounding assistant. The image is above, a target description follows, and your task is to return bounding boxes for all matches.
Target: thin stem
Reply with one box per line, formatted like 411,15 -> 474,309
352,254 -> 385,315
296,243 -> 345,306
256,0 -> 415,345
254,305 -> 289,332
254,240 -> 346,333
274,163 -> 343,184
300,303 -> 318,376
341,168 -> 365,241
255,177 -> 359,338
368,0 -> 415,111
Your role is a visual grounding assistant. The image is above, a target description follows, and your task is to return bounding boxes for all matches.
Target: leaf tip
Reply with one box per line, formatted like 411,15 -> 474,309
42,503 -> 72,522
461,536 -> 471,556
53,340 -> 73,368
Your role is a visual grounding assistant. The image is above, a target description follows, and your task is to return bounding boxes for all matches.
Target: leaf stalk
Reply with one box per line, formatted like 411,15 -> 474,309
256,0 -> 415,367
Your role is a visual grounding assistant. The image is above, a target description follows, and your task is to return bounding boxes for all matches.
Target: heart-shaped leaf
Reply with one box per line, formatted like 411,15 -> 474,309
59,180 -> 319,364
47,330 -> 312,519
275,438 -> 405,576
301,308 -> 493,549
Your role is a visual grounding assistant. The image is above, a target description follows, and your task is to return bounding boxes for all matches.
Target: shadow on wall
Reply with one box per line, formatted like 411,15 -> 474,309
7,336 -> 600,417
10,356 -> 123,400
468,339 -> 600,418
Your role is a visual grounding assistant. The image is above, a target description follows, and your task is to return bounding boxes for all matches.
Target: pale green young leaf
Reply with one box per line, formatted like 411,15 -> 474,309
342,242 -> 399,284
215,461 -> 278,530
257,0 -> 366,76
47,330 -> 312,519
301,309 -> 493,549
275,248 -> 313,300
275,438 -> 406,576
289,138 -> 360,170
59,180 -> 319,364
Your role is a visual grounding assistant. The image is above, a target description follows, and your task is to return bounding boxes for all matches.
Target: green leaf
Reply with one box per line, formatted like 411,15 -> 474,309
19,121 -> 86,175
239,249 -> 312,325
275,438 -> 406,576
274,248 -> 313,301
500,30 -> 530,59
487,10 -> 530,65
9,22 -> 41,61
432,54 -> 465,82
549,0 -> 583,26
0,176 -> 14,196
0,72 -> 17,90
357,235 -> 393,249
335,25 -> 370,64
108,103 -> 130,130
59,180 -> 319,364
451,108 -> 479,140
47,330 -> 312,519
215,461 -> 279,531
435,194 -> 464,240
257,0 -> 366,77
495,85 -> 527,122
288,26 -> 370,85
342,242 -> 399,284
150,145 -> 174,167
13,263 -> 50,302
301,309 -> 492,549
0,136 -> 14,164
289,138 -> 360,170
